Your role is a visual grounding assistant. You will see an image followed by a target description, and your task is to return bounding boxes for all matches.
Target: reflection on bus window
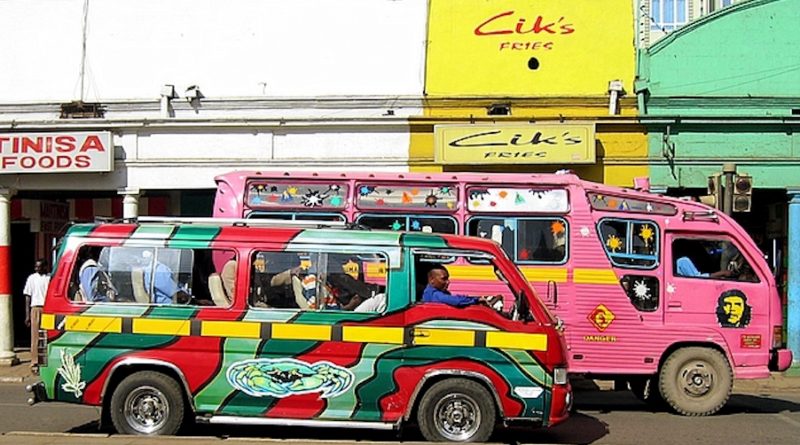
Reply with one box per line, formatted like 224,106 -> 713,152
467,217 -> 568,264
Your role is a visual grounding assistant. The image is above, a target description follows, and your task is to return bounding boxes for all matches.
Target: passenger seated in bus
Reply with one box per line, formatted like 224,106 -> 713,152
674,240 -> 734,279
249,252 -> 298,308
77,247 -> 118,303
354,291 -> 387,313
139,251 -> 189,304
422,265 -> 502,308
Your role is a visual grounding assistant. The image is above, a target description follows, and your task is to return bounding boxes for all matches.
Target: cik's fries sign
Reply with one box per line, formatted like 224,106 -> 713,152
426,0 -> 635,96
0,131 -> 113,174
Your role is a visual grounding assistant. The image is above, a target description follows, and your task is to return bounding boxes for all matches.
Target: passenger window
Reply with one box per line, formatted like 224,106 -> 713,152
249,250 -> 388,313
598,218 -> 658,269
356,214 -> 457,234
620,275 -> 659,312
71,245 -> 236,306
672,238 -> 759,283
248,212 -> 346,222
467,217 -> 568,264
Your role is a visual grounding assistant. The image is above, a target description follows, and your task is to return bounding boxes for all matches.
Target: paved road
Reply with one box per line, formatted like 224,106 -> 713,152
3,383 -> 800,444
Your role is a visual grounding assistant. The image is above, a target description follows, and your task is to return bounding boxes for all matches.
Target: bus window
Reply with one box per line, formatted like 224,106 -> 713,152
356,183 -> 458,211
597,218 -> 659,269
246,181 -> 348,209
248,211 -> 346,222
467,217 -> 568,264
356,214 -> 457,233
672,238 -> 759,283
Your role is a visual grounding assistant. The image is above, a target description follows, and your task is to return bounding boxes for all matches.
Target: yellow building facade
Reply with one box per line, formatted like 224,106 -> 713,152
410,0 -> 647,187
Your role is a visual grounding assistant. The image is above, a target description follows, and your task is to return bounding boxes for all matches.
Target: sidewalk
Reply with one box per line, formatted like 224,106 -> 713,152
3,348 -> 799,391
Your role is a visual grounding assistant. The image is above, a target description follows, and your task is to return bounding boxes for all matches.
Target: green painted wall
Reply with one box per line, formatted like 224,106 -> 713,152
637,0 -> 800,189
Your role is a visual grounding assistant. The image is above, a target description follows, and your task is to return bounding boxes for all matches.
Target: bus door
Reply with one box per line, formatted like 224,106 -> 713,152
664,234 -> 769,365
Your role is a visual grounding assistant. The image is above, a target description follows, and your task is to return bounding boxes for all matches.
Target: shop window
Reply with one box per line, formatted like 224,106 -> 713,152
598,218 -> 659,269
467,217 -> 568,264
356,214 -> 457,234
672,238 -> 759,282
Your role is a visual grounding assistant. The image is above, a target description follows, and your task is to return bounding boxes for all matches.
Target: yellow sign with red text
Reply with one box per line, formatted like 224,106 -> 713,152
426,0 -> 635,96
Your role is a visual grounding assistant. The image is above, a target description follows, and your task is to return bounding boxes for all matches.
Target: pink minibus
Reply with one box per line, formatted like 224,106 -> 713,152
214,170 -> 792,416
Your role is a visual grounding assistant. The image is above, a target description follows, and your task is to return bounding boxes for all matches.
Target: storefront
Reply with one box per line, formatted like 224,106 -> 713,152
636,0 -> 800,367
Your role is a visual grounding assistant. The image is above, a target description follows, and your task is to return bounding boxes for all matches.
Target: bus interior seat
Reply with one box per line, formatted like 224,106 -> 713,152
221,260 -> 237,300
208,273 -> 230,306
130,268 -> 150,304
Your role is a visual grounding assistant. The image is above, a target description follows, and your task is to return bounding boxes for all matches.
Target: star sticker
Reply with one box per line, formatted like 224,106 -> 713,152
580,227 -> 590,237
666,283 -> 676,294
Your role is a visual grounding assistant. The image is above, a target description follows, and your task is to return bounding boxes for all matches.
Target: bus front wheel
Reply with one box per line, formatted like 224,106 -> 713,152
659,347 -> 732,416
417,378 -> 496,442
110,371 -> 185,435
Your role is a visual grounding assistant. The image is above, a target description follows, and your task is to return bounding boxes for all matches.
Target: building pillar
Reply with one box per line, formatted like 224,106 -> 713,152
787,192 -> 800,370
118,187 -> 140,220
0,188 -> 18,365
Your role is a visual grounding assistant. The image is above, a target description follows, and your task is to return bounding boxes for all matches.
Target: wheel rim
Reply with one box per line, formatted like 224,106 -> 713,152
678,360 -> 716,398
123,385 -> 170,434
432,392 -> 482,441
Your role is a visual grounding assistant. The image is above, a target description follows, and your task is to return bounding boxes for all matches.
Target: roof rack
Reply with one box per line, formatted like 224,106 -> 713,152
135,216 -> 347,229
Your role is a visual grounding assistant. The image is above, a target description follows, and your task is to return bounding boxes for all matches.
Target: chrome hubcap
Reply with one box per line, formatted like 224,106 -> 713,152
433,393 -> 481,441
679,361 -> 714,397
124,385 -> 169,434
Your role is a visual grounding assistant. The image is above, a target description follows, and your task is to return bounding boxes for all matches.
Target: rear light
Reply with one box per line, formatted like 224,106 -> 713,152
773,326 -> 783,349
547,380 -> 572,426
553,367 -> 568,385
37,329 -> 47,367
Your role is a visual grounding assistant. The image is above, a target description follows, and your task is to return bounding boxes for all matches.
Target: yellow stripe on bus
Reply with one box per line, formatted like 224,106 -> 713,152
413,328 -> 474,347
65,315 -> 122,333
40,313 -> 55,330
342,326 -> 404,344
272,323 -> 331,341
201,321 -> 260,339
486,332 -> 548,351
573,268 -> 619,285
520,268 -> 568,283
133,319 -> 191,336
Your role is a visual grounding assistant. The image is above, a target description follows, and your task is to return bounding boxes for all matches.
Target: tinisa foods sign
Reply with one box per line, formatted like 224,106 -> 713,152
0,131 -> 113,174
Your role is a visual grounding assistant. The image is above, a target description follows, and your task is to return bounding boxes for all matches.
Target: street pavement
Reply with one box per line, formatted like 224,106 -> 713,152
0,351 -> 800,445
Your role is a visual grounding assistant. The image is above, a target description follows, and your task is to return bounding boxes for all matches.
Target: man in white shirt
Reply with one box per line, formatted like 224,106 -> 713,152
24,259 -> 50,374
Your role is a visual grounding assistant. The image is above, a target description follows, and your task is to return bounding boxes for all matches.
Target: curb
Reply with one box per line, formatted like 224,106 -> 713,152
0,376 -> 23,383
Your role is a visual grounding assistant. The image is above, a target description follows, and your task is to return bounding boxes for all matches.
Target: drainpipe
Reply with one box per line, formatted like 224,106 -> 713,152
0,188 -> 17,365
787,192 -> 800,370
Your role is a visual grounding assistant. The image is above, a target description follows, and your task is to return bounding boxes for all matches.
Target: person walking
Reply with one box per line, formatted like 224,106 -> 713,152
23,259 -> 50,374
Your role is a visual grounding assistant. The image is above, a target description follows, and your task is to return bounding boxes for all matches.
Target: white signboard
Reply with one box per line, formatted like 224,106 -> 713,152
0,131 -> 113,174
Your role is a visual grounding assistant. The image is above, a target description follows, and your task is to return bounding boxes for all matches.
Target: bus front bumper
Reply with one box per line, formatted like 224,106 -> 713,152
25,381 -> 47,406
770,349 -> 793,372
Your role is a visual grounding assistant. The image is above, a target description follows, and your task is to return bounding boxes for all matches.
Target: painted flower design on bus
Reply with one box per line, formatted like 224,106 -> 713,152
227,358 -> 353,398
606,234 -> 623,252
633,279 -> 651,300
57,349 -> 86,398
639,224 -> 654,247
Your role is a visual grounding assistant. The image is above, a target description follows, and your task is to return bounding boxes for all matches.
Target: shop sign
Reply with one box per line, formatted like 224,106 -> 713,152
435,124 -> 595,165
0,131 -> 113,174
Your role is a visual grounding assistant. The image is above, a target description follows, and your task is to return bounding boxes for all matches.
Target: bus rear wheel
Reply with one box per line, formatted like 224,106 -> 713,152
417,378 -> 496,442
110,371 -> 185,435
659,347 -> 732,416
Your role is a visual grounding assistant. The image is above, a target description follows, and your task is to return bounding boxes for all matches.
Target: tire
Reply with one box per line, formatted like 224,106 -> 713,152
417,378 -> 496,442
109,371 -> 185,435
658,347 -> 732,416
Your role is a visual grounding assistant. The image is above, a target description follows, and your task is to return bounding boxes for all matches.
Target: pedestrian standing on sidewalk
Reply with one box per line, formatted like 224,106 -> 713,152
23,259 -> 50,375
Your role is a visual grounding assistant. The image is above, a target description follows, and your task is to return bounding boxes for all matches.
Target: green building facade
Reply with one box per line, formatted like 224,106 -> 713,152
635,0 -> 800,367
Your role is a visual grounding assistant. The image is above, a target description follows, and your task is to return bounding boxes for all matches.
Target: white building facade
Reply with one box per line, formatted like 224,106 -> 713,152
0,0 -> 429,361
